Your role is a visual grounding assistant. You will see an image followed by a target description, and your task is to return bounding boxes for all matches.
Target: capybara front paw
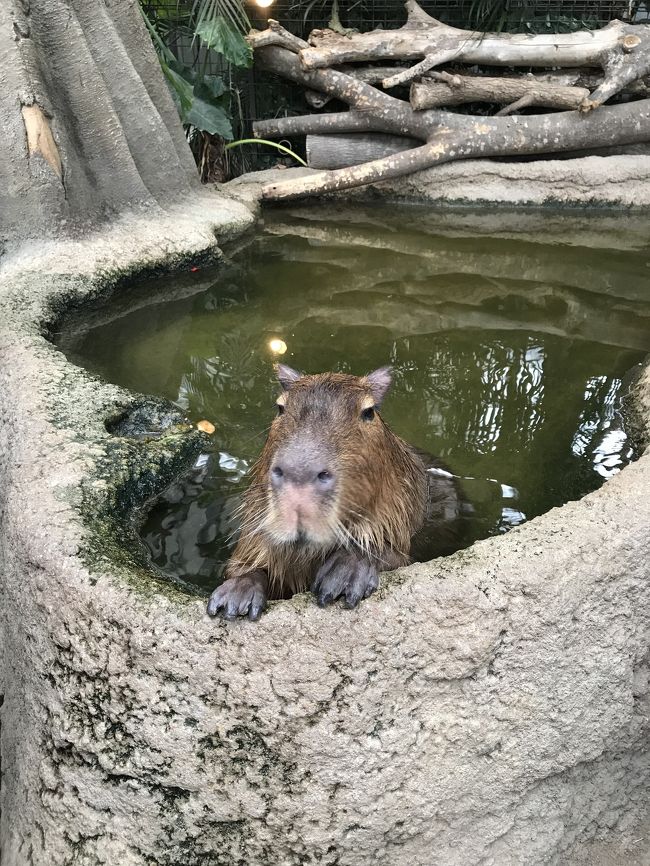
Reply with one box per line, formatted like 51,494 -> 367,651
312,551 -> 379,609
207,572 -> 267,621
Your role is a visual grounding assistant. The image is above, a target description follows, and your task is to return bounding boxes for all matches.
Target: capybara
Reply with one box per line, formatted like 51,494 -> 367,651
207,365 -> 465,620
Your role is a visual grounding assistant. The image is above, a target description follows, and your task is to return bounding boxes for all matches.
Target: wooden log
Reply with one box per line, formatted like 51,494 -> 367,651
260,97 -> 650,200
309,69 -> 650,110
305,65 -> 409,108
510,70 -> 649,94
253,49 -> 650,147
255,45 -> 435,140
248,19 -> 309,52
410,74 -> 590,111
306,133 -> 419,169
253,111 -> 393,140
295,0 -> 650,108
302,1 -> 646,70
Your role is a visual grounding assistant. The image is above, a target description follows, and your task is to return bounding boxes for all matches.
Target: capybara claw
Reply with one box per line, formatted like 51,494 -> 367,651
313,550 -> 379,609
207,573 -> 267,621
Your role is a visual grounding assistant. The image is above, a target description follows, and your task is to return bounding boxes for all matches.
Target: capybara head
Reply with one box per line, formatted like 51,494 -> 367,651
257,364 -> 406,549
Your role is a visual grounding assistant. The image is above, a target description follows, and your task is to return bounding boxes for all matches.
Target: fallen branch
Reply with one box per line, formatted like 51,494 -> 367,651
261,98 -> 650,200
305,65 -> 410,108
254,45 -> 436,140
302,2 -> 645,69
495,95 -> 536,116
298,1 -> 650,108
253,111 -> 394,139
382,48 -> 464,88
410,74 -> 590,111
248,19 -> 308,52
583,33 -> 650,109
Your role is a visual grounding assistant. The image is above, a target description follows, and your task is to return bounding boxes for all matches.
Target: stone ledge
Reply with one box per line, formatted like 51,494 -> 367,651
226,153 -> 650,209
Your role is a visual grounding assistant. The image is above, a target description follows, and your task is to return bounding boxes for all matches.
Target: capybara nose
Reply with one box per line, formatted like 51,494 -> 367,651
270,460 -> 336,491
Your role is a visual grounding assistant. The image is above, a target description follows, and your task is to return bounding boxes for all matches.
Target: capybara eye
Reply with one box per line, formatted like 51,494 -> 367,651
276,403 -> 285,416
317,471 -> 332,483
361,407 -> 375,421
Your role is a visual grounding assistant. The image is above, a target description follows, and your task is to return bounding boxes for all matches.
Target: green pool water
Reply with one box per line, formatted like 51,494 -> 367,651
59,205 -> 650,594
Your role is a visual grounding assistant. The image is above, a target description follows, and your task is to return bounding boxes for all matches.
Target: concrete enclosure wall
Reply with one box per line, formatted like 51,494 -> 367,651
0,187 -> 649,865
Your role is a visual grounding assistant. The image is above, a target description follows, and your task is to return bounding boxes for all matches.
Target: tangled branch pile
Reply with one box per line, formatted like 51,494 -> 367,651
247,2 -> 650,200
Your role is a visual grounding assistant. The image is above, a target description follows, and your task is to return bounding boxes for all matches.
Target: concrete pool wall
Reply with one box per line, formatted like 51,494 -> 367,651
1,183 -> 649,866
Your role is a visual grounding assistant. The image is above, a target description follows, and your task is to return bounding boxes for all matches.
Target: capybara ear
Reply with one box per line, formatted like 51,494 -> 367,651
365,366 -> 393,406
276,363 -> 302,391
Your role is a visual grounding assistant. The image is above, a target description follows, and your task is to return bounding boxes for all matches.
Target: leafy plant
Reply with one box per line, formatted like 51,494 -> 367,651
195,15 -> 252,67
192,0 -> 250,43
141,0 -> 251,141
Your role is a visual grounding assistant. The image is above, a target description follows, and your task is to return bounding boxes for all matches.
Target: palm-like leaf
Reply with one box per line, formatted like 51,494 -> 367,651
192,0 -> 250,38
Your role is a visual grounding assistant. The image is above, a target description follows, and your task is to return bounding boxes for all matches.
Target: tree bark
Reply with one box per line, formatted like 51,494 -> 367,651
1,0 -> 199,246
261,97 -> 650,200
306,133 -> 419,168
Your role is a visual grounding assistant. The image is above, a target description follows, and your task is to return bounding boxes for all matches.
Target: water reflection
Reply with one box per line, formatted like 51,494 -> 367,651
572,377 -> 635,479
59,206 -> 649,593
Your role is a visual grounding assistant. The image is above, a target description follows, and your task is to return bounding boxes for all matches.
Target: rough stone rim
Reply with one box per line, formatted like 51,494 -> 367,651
3,202 -> 650,627
1,190 -> 649,627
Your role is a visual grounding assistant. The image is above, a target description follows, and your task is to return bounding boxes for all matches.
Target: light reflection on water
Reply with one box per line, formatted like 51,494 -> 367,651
59,206 -> 649,593
571,376 -> 635,479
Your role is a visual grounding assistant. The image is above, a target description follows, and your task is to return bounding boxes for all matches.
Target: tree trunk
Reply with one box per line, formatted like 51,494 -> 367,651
0,0 -> 199,246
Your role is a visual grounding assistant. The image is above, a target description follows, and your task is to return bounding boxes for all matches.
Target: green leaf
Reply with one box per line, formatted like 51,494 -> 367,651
201,75 -> 228,100
187,86 -> 234,138
161,60 -> 194,113
192,0 -> 250,40
160,61 -> 233,137
196,15 -> 252,67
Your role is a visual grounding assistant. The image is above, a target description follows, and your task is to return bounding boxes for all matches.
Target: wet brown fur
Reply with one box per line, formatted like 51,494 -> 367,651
225,371 -> 427,599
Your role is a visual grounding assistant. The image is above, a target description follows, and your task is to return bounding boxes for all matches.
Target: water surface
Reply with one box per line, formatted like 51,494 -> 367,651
60,205 -> 650,593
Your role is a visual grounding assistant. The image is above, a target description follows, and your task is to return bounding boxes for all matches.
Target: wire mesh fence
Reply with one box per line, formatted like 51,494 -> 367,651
146,0 -> 650,170
249,0 -> 646,33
